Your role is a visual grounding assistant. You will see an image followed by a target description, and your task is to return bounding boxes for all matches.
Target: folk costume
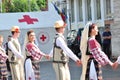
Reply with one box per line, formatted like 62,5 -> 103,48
8,38 -> 24,80
0,46 -> 8,80
23,31 -> 46,80
8,26 -> 24,80
49,20 -> 80,80
25,42 -> 45,80
80,22 -> 112,80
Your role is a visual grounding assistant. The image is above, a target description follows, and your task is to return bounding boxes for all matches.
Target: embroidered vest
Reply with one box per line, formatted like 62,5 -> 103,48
8,39 -> 20,63
53,34 -> 69,64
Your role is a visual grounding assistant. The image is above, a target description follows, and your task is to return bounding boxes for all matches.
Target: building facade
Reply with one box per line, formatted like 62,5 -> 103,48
66,0 -> 120,56
111,0 -> 120,56
57,0 -> 120,56
64,0 -> 113,29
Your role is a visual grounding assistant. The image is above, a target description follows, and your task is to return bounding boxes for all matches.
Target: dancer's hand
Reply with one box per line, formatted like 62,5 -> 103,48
45,55 -> 50,59
112,61 -> 119,69
76,59 -> 82,66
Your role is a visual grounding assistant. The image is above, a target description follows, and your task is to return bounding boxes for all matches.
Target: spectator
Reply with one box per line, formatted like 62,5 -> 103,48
102,26 -> 112,59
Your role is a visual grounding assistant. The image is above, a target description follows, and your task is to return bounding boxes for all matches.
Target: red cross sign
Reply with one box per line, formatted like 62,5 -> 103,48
18,15 -> 38,24
40,34 -> 47,42
39,31 -> 49,44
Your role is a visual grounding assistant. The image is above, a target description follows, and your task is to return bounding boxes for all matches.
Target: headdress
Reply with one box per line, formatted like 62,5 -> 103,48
54,20 -> 67,28
80,22 -> 92,52
11,26 -> 20,32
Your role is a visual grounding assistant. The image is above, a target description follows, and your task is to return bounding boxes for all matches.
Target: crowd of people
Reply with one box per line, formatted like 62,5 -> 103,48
0,20 -> 119,80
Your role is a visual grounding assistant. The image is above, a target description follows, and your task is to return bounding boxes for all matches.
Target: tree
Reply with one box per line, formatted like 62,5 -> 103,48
37,0 -> 48,11
1,0 -> 48,13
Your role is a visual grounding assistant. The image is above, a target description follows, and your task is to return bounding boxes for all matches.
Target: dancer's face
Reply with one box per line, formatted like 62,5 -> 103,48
92,25 -> 98,36
28,32 -> 35,42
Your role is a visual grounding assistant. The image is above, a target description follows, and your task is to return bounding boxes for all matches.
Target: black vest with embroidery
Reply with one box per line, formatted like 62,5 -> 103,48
53,34 -> 68,64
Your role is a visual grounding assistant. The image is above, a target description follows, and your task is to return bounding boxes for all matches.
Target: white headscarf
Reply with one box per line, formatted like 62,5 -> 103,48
80,22 -> 92,53
80,22 -> 92,80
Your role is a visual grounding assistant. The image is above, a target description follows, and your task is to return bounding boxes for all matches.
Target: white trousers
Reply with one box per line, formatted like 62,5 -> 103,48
10,60 -> 24,80
53,63 -> 70,80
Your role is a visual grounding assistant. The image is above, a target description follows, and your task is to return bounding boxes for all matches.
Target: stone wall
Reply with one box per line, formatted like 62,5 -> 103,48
111,0 -> 120,56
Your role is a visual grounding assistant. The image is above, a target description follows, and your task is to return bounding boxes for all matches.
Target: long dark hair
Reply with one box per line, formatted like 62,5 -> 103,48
27,30 -> 34,36
88,23 -> 96,37
95,31 -> 102,46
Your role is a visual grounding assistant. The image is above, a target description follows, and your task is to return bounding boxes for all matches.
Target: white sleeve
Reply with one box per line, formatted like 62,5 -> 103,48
117,56 -> 120,64
49,48 -> 53,57
8,41 -> 23,58
56,37 -> 79,62
39,50 -> 46,56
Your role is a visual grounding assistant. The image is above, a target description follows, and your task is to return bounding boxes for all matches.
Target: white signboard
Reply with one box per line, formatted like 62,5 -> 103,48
0,2 -> 61,30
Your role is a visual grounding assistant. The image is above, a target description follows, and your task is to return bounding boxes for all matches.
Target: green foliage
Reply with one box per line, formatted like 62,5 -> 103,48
30,0 -> 40,11
37,0 -> 48,11
10,0 -> 28,12
1,0 -> 48,13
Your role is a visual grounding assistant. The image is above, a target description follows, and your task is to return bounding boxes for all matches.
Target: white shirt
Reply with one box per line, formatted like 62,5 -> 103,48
8,38 -> 23,59
49,33 -> 79,62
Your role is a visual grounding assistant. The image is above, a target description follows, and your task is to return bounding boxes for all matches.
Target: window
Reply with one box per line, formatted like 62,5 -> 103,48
95,0 -> 101,20
78,0 -> 83,21
105,0 -> 112,19
106,0 -> 111,15
86,0 -> 92,21
70,0 -> 75,22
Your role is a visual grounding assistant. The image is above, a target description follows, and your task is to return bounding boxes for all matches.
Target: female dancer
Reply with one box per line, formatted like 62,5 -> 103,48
0,35 -> 8,80
23,30 -> 49,80
80,22 -> 113,80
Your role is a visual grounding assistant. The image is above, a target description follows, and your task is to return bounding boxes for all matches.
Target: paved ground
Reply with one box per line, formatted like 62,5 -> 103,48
40,60 -> 120,80
8,59 -> 120,80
